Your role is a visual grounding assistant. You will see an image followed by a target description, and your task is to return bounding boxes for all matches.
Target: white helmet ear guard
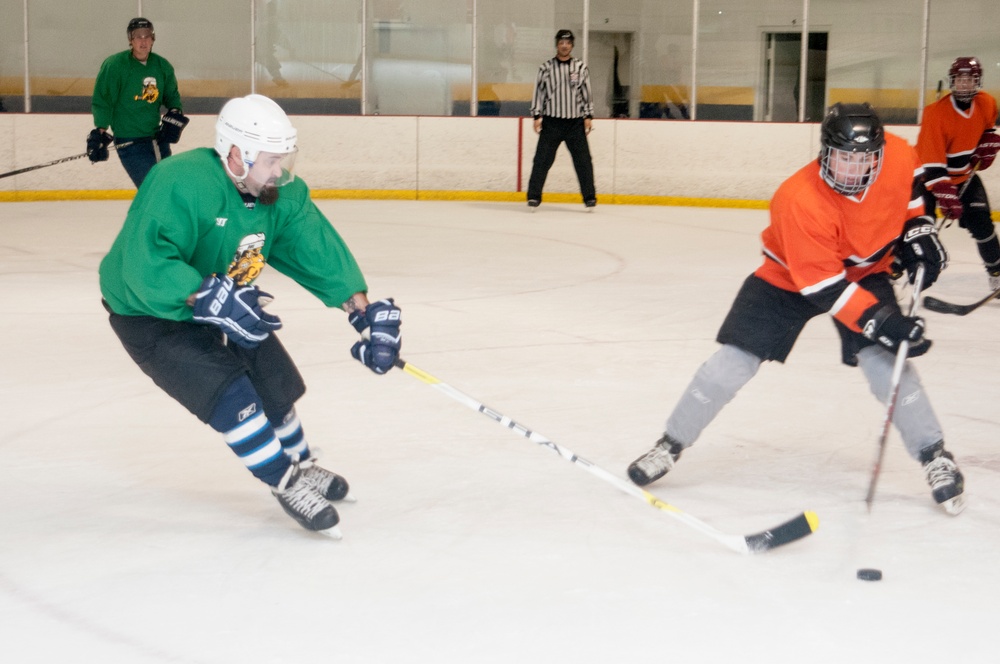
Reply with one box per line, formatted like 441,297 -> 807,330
215,94 -> 298,187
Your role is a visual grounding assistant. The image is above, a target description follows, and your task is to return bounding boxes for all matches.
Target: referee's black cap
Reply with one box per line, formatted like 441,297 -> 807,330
555,29 -> 575,44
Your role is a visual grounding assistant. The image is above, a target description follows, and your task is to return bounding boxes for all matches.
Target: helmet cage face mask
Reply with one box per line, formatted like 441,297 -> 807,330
949,57 -> 983,103
216,94 -> 298,189
819,102 -> 885,196
820,146 -> 883,196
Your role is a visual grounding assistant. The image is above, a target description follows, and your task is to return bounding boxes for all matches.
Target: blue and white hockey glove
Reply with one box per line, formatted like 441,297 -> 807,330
192,274 -> 282,348
348,298 -> 401,374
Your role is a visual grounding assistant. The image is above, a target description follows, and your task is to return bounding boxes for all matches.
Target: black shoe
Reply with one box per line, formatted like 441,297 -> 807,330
527,199 -> 540,212
584,199 -> 597,211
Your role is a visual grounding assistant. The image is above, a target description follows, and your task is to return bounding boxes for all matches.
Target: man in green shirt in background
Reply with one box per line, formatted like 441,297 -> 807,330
88,17 -> 188,187
99,94 -> 402,538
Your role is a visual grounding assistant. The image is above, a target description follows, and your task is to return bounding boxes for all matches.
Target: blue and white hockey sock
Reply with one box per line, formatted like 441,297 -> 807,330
272,408 -> 311,462
208,375 -> 289,487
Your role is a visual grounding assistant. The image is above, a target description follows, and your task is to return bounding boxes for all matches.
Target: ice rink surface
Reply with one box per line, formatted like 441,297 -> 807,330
2,198 -> 999,663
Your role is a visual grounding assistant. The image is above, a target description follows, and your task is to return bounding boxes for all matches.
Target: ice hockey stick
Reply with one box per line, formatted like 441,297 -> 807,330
394,358 -> 818,554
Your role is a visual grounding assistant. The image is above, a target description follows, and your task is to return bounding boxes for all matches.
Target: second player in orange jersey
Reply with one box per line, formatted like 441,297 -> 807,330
627,103 -> 964,515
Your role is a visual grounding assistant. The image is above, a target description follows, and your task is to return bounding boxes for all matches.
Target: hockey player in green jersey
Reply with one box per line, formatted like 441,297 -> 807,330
88,18 -> 188,187
99,94 -> 401,537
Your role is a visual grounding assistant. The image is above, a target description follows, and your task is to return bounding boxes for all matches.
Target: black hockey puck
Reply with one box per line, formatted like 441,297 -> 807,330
856,568 -> 882,581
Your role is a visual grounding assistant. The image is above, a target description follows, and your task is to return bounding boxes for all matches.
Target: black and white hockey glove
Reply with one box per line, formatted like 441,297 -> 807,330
192,274 -> 282,348
155,109 -> 189,144
898,216 -> 947,289
86,128 -> 113,163
348,298 -> 401,374
860,304 -> 931,357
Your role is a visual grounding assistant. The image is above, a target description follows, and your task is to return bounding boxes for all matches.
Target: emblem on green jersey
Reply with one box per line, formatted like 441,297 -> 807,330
227,233 -> 267,285
135,76 -> 160,103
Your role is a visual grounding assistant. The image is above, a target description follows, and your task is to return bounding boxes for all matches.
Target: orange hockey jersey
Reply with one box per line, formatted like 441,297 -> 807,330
916,92 -> 999,187
756,133 -> 926,333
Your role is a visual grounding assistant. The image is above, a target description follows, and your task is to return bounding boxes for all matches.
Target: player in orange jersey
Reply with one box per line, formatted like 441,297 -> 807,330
627,103 -> 964,515
917,57 -> 1000,291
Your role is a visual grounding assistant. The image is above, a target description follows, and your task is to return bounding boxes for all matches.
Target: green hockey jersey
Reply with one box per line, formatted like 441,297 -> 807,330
92,50 -> 182,138
99,148 -> 368,320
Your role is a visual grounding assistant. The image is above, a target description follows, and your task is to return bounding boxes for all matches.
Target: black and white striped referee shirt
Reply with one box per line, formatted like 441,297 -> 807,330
530,57 -> 594,120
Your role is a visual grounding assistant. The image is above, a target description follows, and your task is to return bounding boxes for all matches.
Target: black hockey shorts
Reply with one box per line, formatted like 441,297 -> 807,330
716,273 -> 897,365
716,275 -> 825,363
106,307 -> 306,423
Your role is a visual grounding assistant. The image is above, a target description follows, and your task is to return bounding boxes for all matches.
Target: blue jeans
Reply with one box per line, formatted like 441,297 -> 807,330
114,137 -> 172,188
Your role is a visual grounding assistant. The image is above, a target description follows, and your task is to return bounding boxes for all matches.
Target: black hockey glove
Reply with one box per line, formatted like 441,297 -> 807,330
898,216 -> 947,289
155,109 -> 189,144
192,275 -> 282,348
348,298 -> 401,374
860,304 -> 931,357
86,128 -> 113,163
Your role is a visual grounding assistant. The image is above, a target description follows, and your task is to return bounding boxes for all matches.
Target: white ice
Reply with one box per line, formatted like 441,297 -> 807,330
2,199 -> 999,663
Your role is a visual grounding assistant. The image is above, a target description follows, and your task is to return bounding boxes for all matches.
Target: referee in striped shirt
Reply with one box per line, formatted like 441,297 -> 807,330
527,29 -> 597,211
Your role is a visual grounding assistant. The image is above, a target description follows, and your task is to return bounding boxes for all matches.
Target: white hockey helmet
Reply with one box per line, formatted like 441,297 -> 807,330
215,94 -> 298,188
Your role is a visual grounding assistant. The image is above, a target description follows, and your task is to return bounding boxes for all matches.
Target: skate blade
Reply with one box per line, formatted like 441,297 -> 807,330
942,494 -> 966,515
339,492 -> 358,503
319,525 -> 344,540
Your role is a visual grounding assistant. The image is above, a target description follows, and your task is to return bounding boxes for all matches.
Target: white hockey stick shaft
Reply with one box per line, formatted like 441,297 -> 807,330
0,140 -> 135,180
394,359 -> 817,554
865,262 -> 926,511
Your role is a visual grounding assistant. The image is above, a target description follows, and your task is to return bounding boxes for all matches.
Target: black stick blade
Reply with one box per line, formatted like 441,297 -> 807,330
744,511 -> 819,554
923,289 -> 1000,316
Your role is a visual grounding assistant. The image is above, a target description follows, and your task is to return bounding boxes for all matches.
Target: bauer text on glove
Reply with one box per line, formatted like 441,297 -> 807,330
349,298 -> 401,374
191,274 -> 282,348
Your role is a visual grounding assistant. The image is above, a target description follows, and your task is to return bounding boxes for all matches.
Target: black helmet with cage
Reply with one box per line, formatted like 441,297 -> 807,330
819,102 -> 885,196
948,57 -> 983,103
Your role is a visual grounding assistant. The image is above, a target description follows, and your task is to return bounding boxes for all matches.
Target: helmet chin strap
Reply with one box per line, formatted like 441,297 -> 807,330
220,154 -> 256,193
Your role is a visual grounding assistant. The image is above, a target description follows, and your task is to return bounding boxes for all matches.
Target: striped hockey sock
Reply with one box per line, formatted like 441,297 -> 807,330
273,408 -> 311,462
208,376 -> 289,486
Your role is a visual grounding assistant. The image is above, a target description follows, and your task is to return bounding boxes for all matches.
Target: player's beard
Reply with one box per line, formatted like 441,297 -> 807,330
258,185 -> 280,206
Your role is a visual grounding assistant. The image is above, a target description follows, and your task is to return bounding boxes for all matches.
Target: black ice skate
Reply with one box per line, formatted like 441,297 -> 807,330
272,465 -> 342,537
627,434 -> 683,486
920,442 -> 966,515
299,458 -> 354,503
